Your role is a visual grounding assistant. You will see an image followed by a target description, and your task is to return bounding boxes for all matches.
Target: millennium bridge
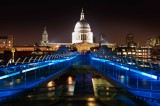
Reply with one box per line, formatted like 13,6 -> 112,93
0,45 -> 160,105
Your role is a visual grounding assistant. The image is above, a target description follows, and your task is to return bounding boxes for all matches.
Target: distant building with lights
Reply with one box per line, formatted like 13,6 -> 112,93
115,46 -> 136,57
126,33 -> 137,47
0,35 -> 14,49
146,35 -> 160,58
12,8 -> 114,54
0,35 -> 14,54
41,27 -> 49,46
115,46 -> 151,58
115,34 -> 151,58
147,35 -> 160,47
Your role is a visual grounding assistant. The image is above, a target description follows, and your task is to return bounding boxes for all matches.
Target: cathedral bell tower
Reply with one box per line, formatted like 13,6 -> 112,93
41,27 -> 49,46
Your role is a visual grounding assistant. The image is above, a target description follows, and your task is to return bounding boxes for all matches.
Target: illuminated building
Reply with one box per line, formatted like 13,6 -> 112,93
115,46 -> 136,57
0,35 -> 14,49
115,46 -> 151,58
41,27 -> 49,46
46,8 -> 113,53
15,8 -> 113,53
136,47 -> 151,58
72,8 -> 93,43
147,36 -> 160,47
146,36 -> 160,58
126,33 -> 136,47
116,34 -> 150,58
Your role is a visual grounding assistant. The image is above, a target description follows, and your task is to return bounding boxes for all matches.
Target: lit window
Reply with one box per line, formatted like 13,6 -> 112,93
9,41 -> 11,43
123,52 -> 126,55
122,49 -> 125,51
132,52 -> 135,54
138,53 -> 142,55
128,52 -> 131,54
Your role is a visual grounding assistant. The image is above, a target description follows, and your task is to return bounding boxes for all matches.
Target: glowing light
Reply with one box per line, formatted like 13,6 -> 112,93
109,62 -> 114,65
47,81 -> 55,87
91,56 -> 157,80
68,76 -> 73,84
0,71 -> 20,80
130,69 -> 157,79
0,55 -> 77,81
87,98 -> 95,101
27,95 -> 32,98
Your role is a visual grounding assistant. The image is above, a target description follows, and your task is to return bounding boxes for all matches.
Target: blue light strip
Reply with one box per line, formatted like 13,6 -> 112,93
91,56 -> 158,80
0,72 -> 20,80
130,69 -> 157,79
0,55 -> 77,80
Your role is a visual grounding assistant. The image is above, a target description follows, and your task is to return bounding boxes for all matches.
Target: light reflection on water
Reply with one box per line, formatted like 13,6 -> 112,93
45,76 -> 75,96
68,76 -> 73,84
67,76 -> 75,96
47,81 -> 55,87
87,102 -> 97,106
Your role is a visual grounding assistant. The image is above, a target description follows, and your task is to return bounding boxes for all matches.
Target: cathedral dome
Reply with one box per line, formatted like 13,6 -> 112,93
74,9 -> 91,32
72,8 -> 93,44
74,20 -> 91,32
75,20 -> 90,29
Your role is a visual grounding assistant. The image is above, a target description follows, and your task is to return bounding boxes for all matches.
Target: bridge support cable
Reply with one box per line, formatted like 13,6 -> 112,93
28,57 -> 33,63
22,57 -> 28,64
15,58 -> 21,65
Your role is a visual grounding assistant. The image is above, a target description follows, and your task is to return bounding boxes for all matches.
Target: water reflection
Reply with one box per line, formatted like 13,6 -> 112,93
47,81 -> 55,87
87,102 -> 97,106
67,76 -> 75,96
47,81 -> 55,92
68,76 -> 73,84
87,98 -> 95,101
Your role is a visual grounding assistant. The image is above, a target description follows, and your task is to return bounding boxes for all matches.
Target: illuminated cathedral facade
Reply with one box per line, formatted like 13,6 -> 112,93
38,8 -> 113,53
72,9 -> 93,44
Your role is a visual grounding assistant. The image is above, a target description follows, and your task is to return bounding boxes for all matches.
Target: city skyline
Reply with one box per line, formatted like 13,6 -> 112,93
0,0 -> 160,46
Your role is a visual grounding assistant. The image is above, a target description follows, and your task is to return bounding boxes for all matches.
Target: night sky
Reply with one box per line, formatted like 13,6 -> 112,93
0,0 -> 160,46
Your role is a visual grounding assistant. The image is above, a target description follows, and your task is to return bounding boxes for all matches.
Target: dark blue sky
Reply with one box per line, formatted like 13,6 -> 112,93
0,0 -> 160,46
